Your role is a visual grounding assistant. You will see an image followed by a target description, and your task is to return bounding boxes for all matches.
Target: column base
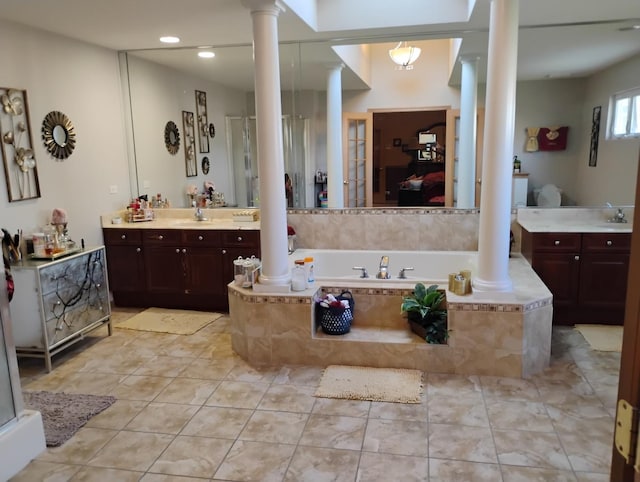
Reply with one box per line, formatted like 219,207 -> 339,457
472,276 -> 513,292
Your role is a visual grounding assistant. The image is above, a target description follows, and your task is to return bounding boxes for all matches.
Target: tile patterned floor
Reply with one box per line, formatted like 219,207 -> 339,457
12,306 -> 620,481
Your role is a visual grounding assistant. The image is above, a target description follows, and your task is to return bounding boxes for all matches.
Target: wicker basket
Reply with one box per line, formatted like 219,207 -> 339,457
318,306 -> 352,335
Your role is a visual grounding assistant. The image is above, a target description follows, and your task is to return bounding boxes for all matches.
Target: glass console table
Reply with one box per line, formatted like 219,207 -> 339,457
9,246 -> 111,372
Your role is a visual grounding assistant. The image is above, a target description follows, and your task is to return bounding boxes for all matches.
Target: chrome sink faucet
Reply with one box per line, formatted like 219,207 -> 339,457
606,203 -> 628,223
376,256 -> 391,279
193,201 -> 207,221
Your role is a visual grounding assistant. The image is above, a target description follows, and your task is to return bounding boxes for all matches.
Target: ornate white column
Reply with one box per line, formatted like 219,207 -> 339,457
457,56 -> 479,209
326,63 -> 344,208
474,0 -> 519,292
242,0 -> 289,288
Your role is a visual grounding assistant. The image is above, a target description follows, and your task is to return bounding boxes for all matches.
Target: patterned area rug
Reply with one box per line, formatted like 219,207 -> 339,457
575,324 -> 623,352
23,391 -> 116,447
115,307 -> 223,335
315,365 -> 424,403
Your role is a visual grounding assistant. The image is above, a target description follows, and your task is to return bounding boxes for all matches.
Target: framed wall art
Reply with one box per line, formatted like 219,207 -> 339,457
195,90 -> 209,153
589,106 -> 601,167
0,87 -> 41,201
182,111 -> 197,177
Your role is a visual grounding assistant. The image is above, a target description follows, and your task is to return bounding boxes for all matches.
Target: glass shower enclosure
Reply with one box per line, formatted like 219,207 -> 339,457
226,115 -> 310,208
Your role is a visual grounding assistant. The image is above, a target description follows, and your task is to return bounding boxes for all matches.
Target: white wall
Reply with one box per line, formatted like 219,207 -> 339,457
126,55 -> 248,208
574,53 -> 640,206
0,19 -> 130,246
513,79 -> 587,205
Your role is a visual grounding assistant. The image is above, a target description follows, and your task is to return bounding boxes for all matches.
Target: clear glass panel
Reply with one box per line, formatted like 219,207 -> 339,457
631,95 -> 640,135
613,97 -> 630,136
0,310 -> 17,427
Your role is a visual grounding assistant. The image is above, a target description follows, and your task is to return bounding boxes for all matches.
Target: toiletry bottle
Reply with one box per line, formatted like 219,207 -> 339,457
291,260 -> 306,291
304,256 -> 315,287
513,156 -> 521,174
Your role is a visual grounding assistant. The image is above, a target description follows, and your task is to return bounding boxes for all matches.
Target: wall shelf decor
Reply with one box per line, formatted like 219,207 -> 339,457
589,106 -> 601,167
195,90 -> 209,153
0,87 -> 41,201
41,110 -> 76,160
182,111 -> 196,177
164,120 -> 180,155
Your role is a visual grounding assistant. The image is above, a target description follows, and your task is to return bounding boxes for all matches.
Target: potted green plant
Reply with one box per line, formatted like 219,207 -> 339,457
401,283 -> 448,344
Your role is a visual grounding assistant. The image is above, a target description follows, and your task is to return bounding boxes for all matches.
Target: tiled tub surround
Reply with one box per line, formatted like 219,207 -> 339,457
286,208 -> 484,251
229,255 -> 553,378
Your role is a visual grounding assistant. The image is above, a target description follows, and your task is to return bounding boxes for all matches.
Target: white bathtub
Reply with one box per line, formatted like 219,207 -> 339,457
290,249 -> 478,284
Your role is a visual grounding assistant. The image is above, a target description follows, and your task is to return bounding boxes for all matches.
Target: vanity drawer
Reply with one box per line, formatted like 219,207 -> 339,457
182,230 -> 221,246
220,230 -> 260,247
142,229 -> 182,245
103,228 -> 142,245
582,233 -> 631,253
531,233 -> 581,252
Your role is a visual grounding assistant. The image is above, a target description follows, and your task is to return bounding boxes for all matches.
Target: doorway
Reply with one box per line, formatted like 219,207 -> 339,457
372,110 -> 447,207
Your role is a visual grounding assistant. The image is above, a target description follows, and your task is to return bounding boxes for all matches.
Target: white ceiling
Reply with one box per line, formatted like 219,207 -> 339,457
0,0 -> 638,91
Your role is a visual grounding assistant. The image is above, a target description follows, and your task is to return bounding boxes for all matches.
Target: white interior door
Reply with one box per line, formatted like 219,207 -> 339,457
343,112 -> 373,207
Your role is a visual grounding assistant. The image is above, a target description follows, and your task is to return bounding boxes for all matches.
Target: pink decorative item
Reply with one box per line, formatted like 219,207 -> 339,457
51,208 -> 67,225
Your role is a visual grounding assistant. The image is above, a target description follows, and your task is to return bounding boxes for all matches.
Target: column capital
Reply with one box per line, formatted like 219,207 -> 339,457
241,0 -> 286,15
325,62 -> 344,72
459,54 -> 481,65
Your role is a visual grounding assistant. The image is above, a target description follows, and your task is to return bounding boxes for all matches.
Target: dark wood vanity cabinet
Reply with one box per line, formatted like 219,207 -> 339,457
521,230 -> 630,325
103,227 -> 260,311
102,229 -> 145,302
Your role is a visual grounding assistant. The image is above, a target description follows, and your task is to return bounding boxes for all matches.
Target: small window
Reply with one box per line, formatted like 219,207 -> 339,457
610,87 -> 640,138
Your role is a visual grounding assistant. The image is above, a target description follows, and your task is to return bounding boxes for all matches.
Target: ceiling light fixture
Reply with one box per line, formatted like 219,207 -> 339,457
159,36 -> 180,44
389,42 -> 421,70
198,51 -> 215,59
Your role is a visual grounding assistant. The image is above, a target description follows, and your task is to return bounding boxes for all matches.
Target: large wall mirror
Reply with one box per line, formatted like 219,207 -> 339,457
121,33 -> 638,210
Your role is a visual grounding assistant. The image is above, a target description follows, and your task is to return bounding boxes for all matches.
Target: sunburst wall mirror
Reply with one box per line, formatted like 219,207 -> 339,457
164,120 -> 180,155
41,110 -> 76,160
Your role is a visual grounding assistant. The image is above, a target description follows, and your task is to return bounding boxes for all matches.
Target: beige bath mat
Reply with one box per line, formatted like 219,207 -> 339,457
116,307 -> 223,335
575,324 -> 623,352
315,365 -> 423,403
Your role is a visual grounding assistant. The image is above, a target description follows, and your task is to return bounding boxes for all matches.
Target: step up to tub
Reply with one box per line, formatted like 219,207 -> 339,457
314,325 -> 427,344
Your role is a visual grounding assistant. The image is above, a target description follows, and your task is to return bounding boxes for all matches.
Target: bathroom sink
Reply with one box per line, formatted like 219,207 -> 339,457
593,223 -> 632,231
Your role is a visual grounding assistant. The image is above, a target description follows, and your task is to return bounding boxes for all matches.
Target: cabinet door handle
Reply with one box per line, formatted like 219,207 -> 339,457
158,235 -> 164,240
222,249 -> 227,254
554,240 -> 560,246
198,235 -> 204,241
237,236 -> 243,242
121,234 -> 126,240
574,255 -> 580,261
175,248 -> 180,253
182,248 -> 187,254
606,240 -> 612,246
136,247 -> 141,253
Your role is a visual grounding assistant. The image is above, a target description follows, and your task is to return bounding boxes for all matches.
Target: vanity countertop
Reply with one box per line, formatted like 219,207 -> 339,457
517,207 -> 633,233
101,209 -> 260,230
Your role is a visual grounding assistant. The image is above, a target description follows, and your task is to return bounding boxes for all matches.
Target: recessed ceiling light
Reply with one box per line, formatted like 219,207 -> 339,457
159,36 -> 180,44
198,51 -> 215,59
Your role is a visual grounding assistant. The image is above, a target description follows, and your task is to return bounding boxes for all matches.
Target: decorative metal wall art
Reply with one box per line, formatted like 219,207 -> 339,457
42,110 -> 76,160
164,120 -> 180,155
201,156 -> 210,175
195,90 -> 209,153
589,106 -> 601,167
0,87 -> 41,201
182,111 -> 197,177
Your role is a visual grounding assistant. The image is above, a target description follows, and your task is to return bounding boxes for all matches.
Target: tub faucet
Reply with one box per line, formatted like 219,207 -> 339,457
352,266 -> 369,278
398,267 -> 414,279
376,256 -> 391,279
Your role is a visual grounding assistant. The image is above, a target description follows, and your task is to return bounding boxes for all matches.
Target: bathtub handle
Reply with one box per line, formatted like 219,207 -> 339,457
352,266 -> 369,278
398,267 -> 414,279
